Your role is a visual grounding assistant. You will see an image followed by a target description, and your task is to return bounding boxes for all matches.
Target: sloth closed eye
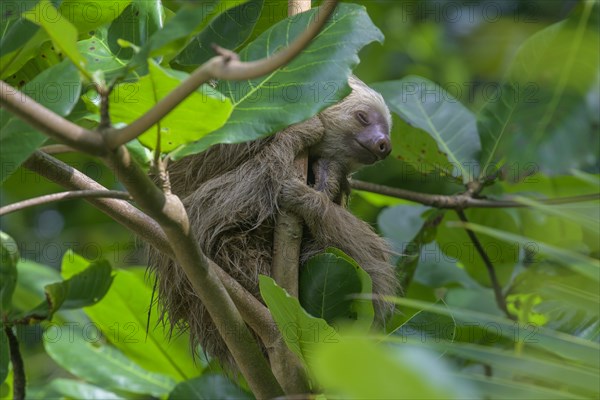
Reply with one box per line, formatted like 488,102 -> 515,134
355,110 -> 370,126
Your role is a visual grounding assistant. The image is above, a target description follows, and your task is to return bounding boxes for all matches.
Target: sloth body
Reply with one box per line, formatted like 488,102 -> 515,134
148,77 -> 398,366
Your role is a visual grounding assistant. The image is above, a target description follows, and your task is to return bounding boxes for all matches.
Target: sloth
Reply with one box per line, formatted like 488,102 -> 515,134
148,76 -> 398,368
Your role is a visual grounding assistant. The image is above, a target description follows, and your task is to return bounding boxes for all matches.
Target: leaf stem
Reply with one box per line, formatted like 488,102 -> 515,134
0,190 -> 131,216
455,210 -> 515,320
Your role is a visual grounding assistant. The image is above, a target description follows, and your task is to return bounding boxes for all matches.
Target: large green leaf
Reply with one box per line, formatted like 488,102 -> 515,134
171,3 -> 384,159
299,253 -> 362,323
44,326 -> 176,397
372,76 -> 480,183
259,275 -> 339,365
326,248 -> 375,332
0,59 -> 81,183
0,232 -> 19,313
299,248 -> 374,331
109,60 -> 232,151
175,0 -> 263,66
168,374 -> 252,400
107,0 -> 164,60
61,252 -> 200,380
477,2 -> 599,177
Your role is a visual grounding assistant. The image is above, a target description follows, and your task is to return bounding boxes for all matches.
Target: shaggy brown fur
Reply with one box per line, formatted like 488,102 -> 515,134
147,76 -> 398,368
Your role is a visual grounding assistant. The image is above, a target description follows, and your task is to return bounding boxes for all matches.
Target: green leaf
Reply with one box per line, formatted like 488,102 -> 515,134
11,259 -> 61,312
107,0 -> 164,60
126,2 -> 221,74
259,275 -> 340,365
372,76 -> 480,183
23,259 -> 113,322
477,2 -> 599,177
0,329 -> 8,385
0,232 -> 19,313
168,374 -> 252,400
59,0 -> 132,32
309,336 -> 466,399
0,5 -> 46,79
48,378 -> 124,400
172,3 -> 384,159
0,59 -> 81,183
388,117 -> 457,180
109,60 -> 232,151
324,248 -> 375,332
44,326 -> 176,397
175,0 -> 263,66
83,267 -> 201,381
300,253 -> 362,323
25,0 -> 87,75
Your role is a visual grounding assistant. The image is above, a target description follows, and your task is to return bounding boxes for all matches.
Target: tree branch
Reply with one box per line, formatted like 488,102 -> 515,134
39,144 -> 76,154
103,0 -> 338,149
0,82 -> 105,156
350,180 -> 600,209
23,151 -> 172,256
5,326 -> 25,400
456,210 -> 515,320
0,190 -> 131,216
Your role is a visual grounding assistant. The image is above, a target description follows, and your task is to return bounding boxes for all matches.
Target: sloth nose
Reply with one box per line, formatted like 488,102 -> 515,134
374,136 -> 391,158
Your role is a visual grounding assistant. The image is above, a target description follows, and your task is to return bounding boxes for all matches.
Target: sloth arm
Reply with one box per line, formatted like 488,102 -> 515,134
278,178 -> 378,250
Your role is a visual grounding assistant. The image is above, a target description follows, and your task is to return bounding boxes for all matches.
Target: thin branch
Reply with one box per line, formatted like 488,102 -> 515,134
39,144 -> 76,154
104,0 -> 338,149
456,210 -> 515,321
0,81 -> 105,156
0,190 -> 131,216
351,180 -> 600,209
5,326 -> 25,400
23,151 -> 172,256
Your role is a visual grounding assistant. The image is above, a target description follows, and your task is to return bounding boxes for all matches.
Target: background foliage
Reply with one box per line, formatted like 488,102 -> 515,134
1,0 -> 598,398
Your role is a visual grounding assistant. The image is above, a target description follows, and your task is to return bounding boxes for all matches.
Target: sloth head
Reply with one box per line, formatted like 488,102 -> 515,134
313,75 -> 392,172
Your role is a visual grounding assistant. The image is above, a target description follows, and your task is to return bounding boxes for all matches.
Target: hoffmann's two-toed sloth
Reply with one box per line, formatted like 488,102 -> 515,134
148,76 -> 398,367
